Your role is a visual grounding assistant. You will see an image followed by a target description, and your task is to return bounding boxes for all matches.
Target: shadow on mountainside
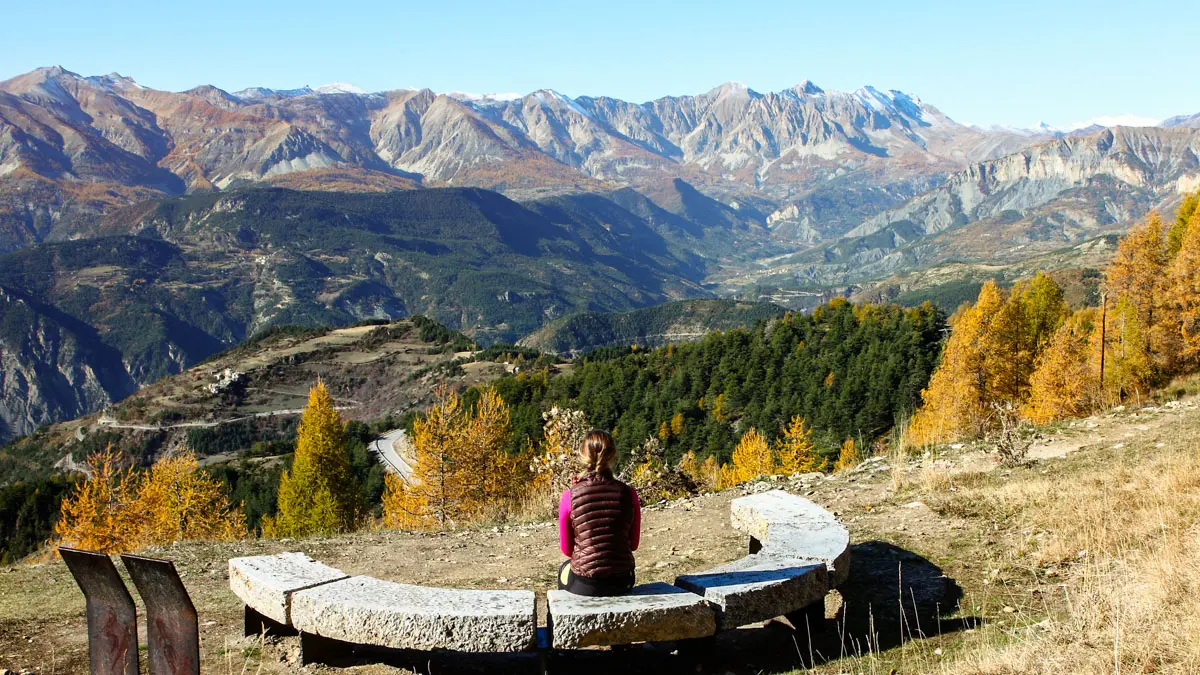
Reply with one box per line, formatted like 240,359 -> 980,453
306,540 -> 975,674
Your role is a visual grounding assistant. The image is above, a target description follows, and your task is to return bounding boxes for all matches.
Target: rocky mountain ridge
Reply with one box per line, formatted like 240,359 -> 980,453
0,66 -> 1067,254
716,126 -> 1200,289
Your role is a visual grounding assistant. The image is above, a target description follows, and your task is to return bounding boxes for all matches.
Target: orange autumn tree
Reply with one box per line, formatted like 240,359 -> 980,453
1023,309 -> 1099,424
383,385 -> 529,530
136,451 -> 245,544
832,439 -> 862,473
1165,203 -> 1200,364
726,428 -> 774,485
55,448 -> 144,553
907,281 -> 1004,445
775,416 -> 822,475
56,447 -> 244,553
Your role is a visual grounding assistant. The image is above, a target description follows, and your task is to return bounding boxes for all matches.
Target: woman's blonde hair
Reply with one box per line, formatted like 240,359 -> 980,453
579,429 -> 617,475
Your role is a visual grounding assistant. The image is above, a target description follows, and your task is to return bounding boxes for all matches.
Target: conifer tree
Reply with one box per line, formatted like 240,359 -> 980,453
135,450 -> 245,543
1106,212 -> 1166,331
1023,310 -> 1098,423
1166,205 -> 1200,364
670,412 -> 685,437
57,447 -> 245,552
55,448 -> 143,553
775,416 -> 822,475
907,282 -> 1003,445
1167,190 -> 1199,257
832,439 -> 862,473
266,382 -> 356,537
983,273 -> 1069,405
1095,298 -> 1154,403
729,428 -> 774,484
384,385 -> 524,529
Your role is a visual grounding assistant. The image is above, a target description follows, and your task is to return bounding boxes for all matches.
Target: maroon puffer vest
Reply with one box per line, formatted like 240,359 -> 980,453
569,472 -> 635,578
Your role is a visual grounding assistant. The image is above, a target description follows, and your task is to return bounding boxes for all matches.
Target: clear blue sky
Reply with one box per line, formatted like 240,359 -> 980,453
4,0 -> 1196,128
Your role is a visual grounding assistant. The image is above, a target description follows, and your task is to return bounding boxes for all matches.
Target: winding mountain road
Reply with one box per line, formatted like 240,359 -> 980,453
371,429 -> 416,484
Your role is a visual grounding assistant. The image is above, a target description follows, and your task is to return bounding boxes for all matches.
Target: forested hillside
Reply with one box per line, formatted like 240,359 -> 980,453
519,299 -> 787,353
497,300 -> 945,462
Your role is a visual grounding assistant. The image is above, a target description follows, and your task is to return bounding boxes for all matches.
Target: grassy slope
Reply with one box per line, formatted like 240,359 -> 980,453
4,383 -> 1199,673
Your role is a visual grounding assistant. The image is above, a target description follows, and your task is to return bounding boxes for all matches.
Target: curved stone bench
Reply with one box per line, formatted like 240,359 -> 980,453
547,582 -> 715,648
292,576 -> 536,653
674,555 -> 828,630
229,552 -> 347,629
228,490 -> 850,661
731,489 -> 852,586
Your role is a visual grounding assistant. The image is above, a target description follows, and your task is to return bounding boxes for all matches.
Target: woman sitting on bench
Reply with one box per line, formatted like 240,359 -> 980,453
557,429 -> 642,596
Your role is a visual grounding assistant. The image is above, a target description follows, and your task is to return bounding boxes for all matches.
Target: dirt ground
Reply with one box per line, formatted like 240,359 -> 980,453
3,396 -> 1196,674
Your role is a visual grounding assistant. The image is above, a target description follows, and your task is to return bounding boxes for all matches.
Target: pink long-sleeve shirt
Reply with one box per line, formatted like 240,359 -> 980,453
558,485 -> 641,557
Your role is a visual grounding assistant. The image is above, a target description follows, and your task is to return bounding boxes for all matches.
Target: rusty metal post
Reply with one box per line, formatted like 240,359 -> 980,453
120,554 -> 200,675
59,547 -> 140,675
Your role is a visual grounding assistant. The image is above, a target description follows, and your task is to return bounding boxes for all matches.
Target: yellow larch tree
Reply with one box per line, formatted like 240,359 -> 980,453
384,385 -> 525,530
136,450 -> 245,544
728,428 -> 774,484
698,455 -> 722,490
670,412 -> 685,437
1095,298 -> 1154,404
457,386 -> 522,516
1023,309 -> 1099,424
55,448 -> 144,553
1165,204 -> 1200,364
266,381 -> 357,537
404,384 -> 466,528
381,473 -> 426,530
832,439 -> 862,473
57,447 -> 244,553
1105,212 -> 1166,348
775,416 -> 823,475
907,281 -> 1004,445
1167,189 -> 1199,257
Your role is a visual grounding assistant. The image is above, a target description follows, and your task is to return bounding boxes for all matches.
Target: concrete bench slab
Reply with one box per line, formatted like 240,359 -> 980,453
547,582 -> 716,648
731,490 -> 851,586
228,552 -> 348,625
674,554 -> 827,629
290,576 -> 537,653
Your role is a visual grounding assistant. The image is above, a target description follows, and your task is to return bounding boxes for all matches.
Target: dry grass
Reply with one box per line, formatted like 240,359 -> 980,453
932,423 -> 1200,673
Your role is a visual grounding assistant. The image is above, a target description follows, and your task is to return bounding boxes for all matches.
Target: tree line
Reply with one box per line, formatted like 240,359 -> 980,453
908,189 -> 1200,444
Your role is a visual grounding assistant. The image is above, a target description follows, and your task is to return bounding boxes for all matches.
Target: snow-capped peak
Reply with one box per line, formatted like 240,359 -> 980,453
529,89 -> 593,118
314,82 -> 366,95
789,80 -> 824,96
445,91 -> 523,102
1064,114 -> 1162,130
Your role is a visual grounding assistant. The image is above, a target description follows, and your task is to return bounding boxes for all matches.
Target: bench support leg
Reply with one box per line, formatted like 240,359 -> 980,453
244,605 -> 296,638
300,631 -> 353,666
785,599 -> 827,636
677,635 -> 716,671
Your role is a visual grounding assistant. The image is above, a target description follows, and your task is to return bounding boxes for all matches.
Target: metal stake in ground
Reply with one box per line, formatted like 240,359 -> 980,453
59,547 -> 140,675
120,554 -> 201,675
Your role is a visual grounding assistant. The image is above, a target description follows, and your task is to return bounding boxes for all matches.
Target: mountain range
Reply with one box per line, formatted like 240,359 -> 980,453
0,65 -> 1067,253
2,65 -> 1200,444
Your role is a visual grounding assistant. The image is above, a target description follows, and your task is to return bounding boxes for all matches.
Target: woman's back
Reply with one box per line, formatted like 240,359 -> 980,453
556,430 -> 642,596
568,471 -> 635,578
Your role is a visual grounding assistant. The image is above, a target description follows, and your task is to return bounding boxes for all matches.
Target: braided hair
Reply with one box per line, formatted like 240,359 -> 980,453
579,429 -> 617,476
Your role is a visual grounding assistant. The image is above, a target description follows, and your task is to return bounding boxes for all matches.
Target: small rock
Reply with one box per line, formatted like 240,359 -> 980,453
1002,606 -> 1016,613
